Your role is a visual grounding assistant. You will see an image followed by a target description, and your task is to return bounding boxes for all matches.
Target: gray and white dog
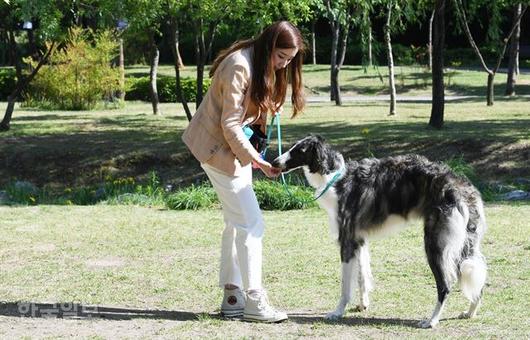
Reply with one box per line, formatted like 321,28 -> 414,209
271,135 -> 487,328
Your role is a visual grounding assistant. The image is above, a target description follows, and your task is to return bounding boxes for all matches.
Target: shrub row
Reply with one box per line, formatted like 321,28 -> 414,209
125,76 -> 211,103
2,173 -> 316,210
0,69 -> 209,105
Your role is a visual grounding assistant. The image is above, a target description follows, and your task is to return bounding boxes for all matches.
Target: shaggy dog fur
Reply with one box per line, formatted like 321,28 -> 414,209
271,135 -> 487,328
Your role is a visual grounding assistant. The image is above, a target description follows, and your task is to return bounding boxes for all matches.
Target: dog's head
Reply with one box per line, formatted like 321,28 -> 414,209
271,134 -> 341,175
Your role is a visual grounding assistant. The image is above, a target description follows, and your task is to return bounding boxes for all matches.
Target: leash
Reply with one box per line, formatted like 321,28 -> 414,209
261,112 -> 344,203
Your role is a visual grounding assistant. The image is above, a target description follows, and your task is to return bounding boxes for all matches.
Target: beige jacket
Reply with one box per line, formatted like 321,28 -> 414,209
182,47 -> 267,176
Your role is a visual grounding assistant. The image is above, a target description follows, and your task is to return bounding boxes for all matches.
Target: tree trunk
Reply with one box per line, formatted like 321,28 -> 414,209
385,2 -> 397,116
505,3 -> 522,96
117,38 -> 126,101
334,21 -> 350,106
175,25 -> 185,69
311,20 -> 317,65
329,22 -> 339,102
1,42 -> 56,131
8,30 -> 22,80
428,9 -> 435,70
194,19 -> 217,108
429,0 -> 445,129
148,33 -> 160,115
169,18 -> 192,121
486,73 -> 494,106
368,25 -> 373,67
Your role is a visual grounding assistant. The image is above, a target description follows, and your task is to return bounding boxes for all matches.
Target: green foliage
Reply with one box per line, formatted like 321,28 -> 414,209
253,179 -> 317,210
125,76 -> 211,103
166,183 -> 218,210
5,181 -> 40,205
0,68 -> 16,100
26,28 -> 120,110
444,155 -> 477,185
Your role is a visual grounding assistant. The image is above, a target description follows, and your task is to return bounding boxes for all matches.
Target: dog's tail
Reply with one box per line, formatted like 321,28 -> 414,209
458,198 -> 487,302
459,255 -> 487,302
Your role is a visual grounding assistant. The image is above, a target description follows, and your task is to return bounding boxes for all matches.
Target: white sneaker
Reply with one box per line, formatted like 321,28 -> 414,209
221,288 -> 245,318
243,290 -> 288,323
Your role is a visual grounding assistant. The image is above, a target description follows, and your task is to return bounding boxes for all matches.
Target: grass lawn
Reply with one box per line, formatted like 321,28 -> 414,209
0,203 -> 528,338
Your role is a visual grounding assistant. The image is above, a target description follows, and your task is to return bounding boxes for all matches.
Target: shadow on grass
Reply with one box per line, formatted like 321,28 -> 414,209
288,312 -> 419,328
0,302 -> 426,328
0,302 -> 213,321
1,112 -> 528,189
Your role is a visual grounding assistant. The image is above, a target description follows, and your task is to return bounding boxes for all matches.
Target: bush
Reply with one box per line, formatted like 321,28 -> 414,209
0,68 -> 16,100
125,76 -> 211,103
26,28 -> 120,110
166,183 -> 218,210
253,179 -> 317,210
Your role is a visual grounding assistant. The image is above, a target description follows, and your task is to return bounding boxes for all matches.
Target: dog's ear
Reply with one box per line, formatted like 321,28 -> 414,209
314,134 -> 325,143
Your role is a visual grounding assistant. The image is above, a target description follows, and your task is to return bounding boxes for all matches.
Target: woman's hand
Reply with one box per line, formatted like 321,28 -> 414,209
253,158 -> 281,178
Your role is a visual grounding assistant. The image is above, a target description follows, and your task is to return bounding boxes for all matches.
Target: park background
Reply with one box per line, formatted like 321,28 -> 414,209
0,1 -> 529,338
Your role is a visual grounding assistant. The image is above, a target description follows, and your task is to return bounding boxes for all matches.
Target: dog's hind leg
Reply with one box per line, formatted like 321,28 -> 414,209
325,255 -> 357,320
459,203 -> 487,319
419,207 -> 467,328
354,242 -> 373,312
458,252 -> 487,319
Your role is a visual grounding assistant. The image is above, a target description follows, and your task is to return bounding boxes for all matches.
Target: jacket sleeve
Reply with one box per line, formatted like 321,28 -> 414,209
220,63 -> 261,165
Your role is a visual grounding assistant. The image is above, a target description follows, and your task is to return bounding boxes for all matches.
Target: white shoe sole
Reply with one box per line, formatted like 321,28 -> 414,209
221,309 -> 244,318
243,313 -> 288,323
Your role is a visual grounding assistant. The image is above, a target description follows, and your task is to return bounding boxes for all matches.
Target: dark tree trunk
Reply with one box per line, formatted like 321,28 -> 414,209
329,23 -> 339,102
8,30 -> 22,80
169,18 -> 192,121
1,42 -> 56,131
385,1 -> 397,116
486,73 -> 494,106
148,32 -> 160,115
194,19 -> 217,108
505,3 -> 522,96
429,0 -> 445,129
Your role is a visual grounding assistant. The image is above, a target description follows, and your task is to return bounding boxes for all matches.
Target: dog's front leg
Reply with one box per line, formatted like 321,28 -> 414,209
354,243 -> 373,312
326,258 -> 356,320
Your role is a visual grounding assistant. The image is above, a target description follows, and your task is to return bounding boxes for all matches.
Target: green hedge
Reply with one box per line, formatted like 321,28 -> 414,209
0,68 -> 16,100
126,76 -> 211,103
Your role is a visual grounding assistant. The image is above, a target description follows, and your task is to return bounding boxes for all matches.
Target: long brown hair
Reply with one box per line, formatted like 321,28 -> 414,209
210,21 -> 305,118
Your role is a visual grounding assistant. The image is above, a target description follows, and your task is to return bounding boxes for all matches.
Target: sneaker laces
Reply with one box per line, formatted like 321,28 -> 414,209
254,291 -> 274,312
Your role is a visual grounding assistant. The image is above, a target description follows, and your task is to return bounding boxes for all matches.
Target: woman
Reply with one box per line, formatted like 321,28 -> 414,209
182,21 -> 305,323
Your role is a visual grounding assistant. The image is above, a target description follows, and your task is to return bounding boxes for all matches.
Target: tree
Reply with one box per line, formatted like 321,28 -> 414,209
165,0 -> 193,121
323,0 -> 352,106
384,0 -> 397,115
453,0 -> 528,105
505,3 -> 523,96
0,0 -> 63,131
429,0 -> 446,129
123,0 -> 164,115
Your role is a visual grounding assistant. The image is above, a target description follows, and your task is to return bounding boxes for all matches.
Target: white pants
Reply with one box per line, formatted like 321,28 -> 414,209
201,163 -> 264,291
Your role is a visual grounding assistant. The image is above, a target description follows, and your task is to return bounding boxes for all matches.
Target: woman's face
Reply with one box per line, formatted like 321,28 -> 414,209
272,47 -> 298,71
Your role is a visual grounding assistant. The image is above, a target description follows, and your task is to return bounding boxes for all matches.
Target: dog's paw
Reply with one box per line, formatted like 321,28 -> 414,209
417,319 -> 438,329
458,311 -> 472,319
325,310 -> 343,320
352,304 -> 368,312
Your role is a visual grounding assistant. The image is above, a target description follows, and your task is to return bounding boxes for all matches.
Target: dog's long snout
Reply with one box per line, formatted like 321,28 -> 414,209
271,157 -> 282,169
271,153 -> 288,170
